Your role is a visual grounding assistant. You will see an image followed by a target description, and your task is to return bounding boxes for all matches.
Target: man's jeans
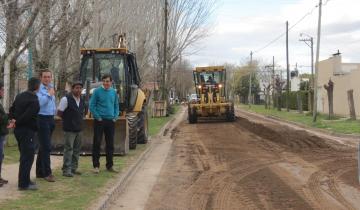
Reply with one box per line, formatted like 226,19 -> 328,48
0,135 -> 5,177
36,115 -> 55,178
62,131 -> 82,174
92,119 -> 115,169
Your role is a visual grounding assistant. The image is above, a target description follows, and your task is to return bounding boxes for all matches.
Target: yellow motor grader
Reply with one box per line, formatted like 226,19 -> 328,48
188,66 -> 235,123
52,35 -> 149,155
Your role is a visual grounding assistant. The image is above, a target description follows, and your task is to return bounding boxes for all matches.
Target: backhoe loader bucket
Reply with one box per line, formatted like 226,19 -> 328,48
51,117 -> 129,155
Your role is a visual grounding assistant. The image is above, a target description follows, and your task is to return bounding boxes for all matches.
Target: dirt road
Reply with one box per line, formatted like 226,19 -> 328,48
144,109 -> 360,210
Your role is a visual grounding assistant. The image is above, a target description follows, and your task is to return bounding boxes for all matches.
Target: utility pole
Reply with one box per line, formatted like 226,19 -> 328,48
299,34 -> 314,88
299,33 -> 314,112
161,0 -> 168,101
286,21 -> 290,112
248,51 -> 253,107
313,0 -> 322,122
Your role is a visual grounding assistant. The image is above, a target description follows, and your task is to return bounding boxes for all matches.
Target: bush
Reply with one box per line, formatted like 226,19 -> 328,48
280,91 -> 309,111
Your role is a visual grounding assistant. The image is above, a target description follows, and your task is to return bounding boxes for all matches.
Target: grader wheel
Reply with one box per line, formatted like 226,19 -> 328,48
188,106 -> 198,124
226,103 -> 235,122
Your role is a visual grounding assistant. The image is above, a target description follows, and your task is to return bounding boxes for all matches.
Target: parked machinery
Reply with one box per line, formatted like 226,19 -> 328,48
52,34 -> 149,155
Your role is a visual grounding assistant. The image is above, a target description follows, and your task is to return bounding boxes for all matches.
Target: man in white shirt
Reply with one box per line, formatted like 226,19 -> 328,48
57,81 -> 85,177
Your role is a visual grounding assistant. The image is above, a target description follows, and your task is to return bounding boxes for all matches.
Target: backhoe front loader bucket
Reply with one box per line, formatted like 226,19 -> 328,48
51,117 -> 129,155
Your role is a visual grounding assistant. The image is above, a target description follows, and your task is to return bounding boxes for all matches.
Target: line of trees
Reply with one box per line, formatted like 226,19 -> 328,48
0,0 -> 215,110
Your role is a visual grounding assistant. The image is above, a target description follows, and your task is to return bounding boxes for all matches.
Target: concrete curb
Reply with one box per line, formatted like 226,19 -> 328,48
93,108 -> 183,210
94,138 -> 155,210
236,107 -> 360,140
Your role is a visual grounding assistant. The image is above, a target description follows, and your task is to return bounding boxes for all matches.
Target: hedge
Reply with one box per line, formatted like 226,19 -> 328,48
272,91 -> 309,111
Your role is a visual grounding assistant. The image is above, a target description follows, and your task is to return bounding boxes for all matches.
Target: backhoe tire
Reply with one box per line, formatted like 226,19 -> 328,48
127,113 -> 138,150
137,106 -> 149,144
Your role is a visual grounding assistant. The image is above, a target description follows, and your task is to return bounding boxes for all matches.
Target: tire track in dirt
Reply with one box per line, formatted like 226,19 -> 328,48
236,110 -> 359,210
145,109 -> 360,210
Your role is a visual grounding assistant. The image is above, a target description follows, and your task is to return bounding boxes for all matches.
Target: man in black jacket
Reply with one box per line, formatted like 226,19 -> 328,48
57,81 -> 85,177
0,81 -> 9,187
9,78 -> 40,190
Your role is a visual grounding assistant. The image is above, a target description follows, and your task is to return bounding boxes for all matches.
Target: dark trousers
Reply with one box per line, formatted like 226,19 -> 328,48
0,135 -> 5,177
92,119 -> 115,169
14,127 -> 35,188
36,115 -> 55,178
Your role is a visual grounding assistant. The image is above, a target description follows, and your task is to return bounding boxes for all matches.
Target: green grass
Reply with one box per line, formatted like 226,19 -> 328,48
239,104 -> 360,135
0,145 -> 147,210
0,105 -> 182,209
148,104 -> 181,137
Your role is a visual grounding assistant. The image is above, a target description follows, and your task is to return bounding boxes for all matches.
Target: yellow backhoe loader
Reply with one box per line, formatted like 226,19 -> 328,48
52,34 -> 149,155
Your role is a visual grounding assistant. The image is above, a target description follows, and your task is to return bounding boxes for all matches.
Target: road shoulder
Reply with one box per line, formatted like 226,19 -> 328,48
91,107 -> 186,210
236,107 -> 359,148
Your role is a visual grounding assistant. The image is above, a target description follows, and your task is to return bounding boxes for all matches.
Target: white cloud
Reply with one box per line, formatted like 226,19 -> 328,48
187,0 -> 360,71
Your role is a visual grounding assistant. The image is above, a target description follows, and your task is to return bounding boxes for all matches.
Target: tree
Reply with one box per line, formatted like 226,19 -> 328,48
0,0 -> 43,110
347,89 -> 356,120
161,0 -> 216,100
258,66 -> 273,109
324,79 -> 334,119
274,75 -> 285,111
234,73 -> 260,104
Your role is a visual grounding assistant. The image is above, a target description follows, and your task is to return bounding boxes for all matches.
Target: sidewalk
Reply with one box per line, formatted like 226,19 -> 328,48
236,107 -> 360,148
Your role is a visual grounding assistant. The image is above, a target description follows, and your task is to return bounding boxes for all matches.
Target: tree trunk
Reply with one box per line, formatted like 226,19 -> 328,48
347,89 -> 356,120
39,0 -> 51,70
324,80 -> 334,119
297,92 -> 303,114
3,50 -> 16,111
70,27 -> 81,81
328,90 -> 333,119
308,89 -> 313,112
57,0 -> 69,97
277,93 -> 281,111
9,59 -> 17,102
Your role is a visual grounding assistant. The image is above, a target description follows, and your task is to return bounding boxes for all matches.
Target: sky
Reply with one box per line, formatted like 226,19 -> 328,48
187,0 -> 360,74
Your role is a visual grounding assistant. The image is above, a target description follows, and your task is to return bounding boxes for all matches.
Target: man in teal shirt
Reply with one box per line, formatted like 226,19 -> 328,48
90,74 -> 119,173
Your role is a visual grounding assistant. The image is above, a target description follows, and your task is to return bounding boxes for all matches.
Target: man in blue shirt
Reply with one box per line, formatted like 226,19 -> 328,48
36,69 -> 56,182
90,74 -> 119,173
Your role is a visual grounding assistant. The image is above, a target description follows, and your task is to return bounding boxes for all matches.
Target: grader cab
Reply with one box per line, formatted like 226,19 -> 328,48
51,34 -> 149,155
188,66 -> 235,123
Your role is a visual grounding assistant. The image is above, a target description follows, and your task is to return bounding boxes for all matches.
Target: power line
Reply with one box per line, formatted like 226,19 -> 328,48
254,2 -> 327,54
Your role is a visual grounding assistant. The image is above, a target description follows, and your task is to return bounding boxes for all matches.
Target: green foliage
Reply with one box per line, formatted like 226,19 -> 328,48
0,147 -> 147,210
300,80 -> 310,91
235,74 -> 260,97
240,104 -> 360,135
229,62 -> 262,101
280,91 -> 309,111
